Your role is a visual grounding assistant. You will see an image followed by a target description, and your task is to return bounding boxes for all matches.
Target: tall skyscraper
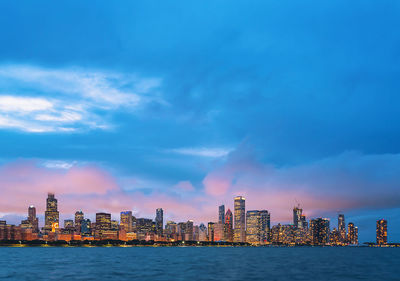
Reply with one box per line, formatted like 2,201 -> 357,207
338,214 -> 346,243
224,209 -> 233,242
234,196 -> 246,242
155,208 -> 163,236
120,211 -> 133,232
28,205 -> 39,233
376,219 -> 387,245
219,205 -> 225,224
80,219 -> 91,236
310,218 -> 330,245
293,205 -> 302,228
44,193 -> 59,233
75,211 -> 84,233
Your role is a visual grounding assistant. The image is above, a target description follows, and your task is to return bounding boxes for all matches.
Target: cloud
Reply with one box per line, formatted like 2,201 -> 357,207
169,147 -> 233,158
41,160 -> 78,170
174,181 -> 195,192
0,64 -> 162,133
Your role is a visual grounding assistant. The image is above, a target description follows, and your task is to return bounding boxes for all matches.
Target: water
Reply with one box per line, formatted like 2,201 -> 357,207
0,247 -> 399,280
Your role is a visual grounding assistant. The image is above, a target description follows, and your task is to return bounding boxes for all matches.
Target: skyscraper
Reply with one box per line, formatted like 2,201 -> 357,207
347,222 -> 358,245
224,209 -> 233,242
246,210 -> 270,243
208,222 -> 215,242
28,205 -> 39,233
219,205 -> 225,225
120,211 -> 133,232
95,212 -> 111,238
44,193 -> 59,233
234,196 -> 246,242
155,208 -> 163,236
80,219 -> 91,236
293,205 -> 302,228
310,218 -> 330,245
75,211 -> 84,233
259,210 -> 270,242
338,214 -> 346,243
376,219 -> 387,245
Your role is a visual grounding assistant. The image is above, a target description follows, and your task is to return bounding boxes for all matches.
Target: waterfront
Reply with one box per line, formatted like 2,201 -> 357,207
0,247 -> 399,280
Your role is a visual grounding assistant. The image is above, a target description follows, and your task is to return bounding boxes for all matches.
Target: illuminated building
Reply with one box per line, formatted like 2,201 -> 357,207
199,223 -> 208,241
224,209 -> 233,242
347,222 -> 358,245
310,218 -> 330,245
44,193 -> 59,233
214,223 -> 224,241
185,220 -> 194,241
293,205 -> 302,228
219,205 -> 225,224
330,228 -> 340,245
28,206 -> 39,233
120,211 -> 133,232
75,211 -> 84,233
136,218 -> 155,240
165,221 -> 178,240
376,219 -> 387,245
259,210 -> 270,242
234,196 -> 246,242
95,212 -> 111,239
193,225 -> 199,241
208,222 -> 215,242
338,214 -> 346,243
246,211 -> 260,243
111,220 -> 119,231
155,208 -> 163,236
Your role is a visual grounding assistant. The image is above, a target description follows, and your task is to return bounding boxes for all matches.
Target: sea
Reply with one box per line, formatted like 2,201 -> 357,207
0,247 -> 399,280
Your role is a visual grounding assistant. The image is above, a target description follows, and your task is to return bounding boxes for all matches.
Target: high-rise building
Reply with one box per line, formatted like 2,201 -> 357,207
376,219 -> 387,245
293,205 -> 302,228
338,214 -> 346,243
347,222 -> 358,245
95,212 -> 111,238
44,193 -> 59,233
28,205 -> 39,233
199,223 -> 208,241
246,210 -> 270,243
224,209 -> 233,242
219,205 -> 225,225
185,220 -> 194,241
246,210 -> 260,243
75,211 -> 84,233
80,219 -> 91,236
120,211 -> 133,232
155,208 -> 163,236
208,222 -> 215,242
310,218 -> 330,245
234,196 -> 246,242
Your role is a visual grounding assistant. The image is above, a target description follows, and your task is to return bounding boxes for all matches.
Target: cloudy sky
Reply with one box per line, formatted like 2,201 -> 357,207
1,1 -> 400,242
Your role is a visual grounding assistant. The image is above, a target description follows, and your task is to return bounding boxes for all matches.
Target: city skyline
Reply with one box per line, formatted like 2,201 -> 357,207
1,192 -> 392,245
1,1 -> 400,245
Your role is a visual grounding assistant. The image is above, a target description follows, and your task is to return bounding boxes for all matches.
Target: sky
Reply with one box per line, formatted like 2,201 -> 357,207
0,0 -> 400,243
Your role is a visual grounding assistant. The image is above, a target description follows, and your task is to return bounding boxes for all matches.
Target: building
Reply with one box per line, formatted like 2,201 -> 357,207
376,219 -> 387,245
44,193 -> 59,233
293,205 -> 302,228
310,218 -> 330,245
64,219 -> 74,229
338,214 -> 346,243
95,213 -> 111,239
120,211 -> 133,232
259,210 -> 270,242
155,208 -> 163,236
246,211 -> 260,243
219,205 -> 225,224
224,209 -> 234,242
75,211 -> 84,233
199,223 -> 208,241
214,223 -> 224,241
80,219 -> 91,236
234,196 -> 246,242
185,220 -> 194,241
136,218 -> 155,240
208,222 -> 215,242
347,222 -> 358,245
28,205 -> 39,233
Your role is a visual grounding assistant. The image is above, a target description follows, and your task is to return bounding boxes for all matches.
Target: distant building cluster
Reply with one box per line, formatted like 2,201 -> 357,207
0,193 -> 389,246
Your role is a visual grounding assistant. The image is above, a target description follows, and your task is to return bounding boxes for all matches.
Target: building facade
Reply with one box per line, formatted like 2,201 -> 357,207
234,196 -> 246,242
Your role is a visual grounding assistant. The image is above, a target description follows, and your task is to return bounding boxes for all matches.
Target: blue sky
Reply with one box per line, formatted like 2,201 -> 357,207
0,0 -> 400,242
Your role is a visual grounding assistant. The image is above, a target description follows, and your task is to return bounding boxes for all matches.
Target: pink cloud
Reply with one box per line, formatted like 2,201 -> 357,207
174,181 -> 195,192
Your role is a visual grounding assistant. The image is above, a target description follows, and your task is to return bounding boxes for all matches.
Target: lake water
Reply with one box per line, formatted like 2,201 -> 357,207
0,247 -> 399,280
